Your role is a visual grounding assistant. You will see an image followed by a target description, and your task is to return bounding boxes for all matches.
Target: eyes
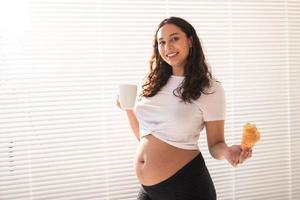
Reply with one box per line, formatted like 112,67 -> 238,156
158,37 -> 179,46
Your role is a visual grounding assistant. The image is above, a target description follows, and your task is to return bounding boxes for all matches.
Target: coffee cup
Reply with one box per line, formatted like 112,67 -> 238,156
118,84 -> 138,110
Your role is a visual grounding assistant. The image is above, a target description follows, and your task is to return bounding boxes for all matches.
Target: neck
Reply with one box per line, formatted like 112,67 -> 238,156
172,66 -> 184,76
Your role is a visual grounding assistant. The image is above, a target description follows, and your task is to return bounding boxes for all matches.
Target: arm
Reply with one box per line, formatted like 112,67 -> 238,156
205,120 -> 252,167
116,96 -> 140,141
125,110 -> 140,141
205,120 -> 227,160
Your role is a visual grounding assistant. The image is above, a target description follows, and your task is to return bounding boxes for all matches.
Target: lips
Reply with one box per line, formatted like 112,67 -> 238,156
166,52 -> 179,58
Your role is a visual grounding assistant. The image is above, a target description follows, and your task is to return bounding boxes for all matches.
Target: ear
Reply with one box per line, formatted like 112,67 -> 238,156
188,36 -> 193,48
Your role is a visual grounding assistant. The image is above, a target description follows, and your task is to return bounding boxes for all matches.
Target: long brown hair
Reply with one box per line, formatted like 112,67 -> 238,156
141,16 -> 213,103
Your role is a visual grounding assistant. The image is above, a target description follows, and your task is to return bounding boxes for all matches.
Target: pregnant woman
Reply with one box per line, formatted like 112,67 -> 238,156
116,16 -> 252,200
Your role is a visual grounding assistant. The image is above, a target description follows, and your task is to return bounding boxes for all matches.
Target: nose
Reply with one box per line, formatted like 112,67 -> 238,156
164,42 -> 173,52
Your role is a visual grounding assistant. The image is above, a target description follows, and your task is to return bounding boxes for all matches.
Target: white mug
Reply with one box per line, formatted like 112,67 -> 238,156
118,84 -> 138,110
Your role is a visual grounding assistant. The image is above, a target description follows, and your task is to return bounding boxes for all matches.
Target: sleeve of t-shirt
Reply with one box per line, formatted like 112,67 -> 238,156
194,80 -> 226,121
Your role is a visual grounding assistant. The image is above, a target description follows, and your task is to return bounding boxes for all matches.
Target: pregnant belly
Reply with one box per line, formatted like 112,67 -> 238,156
134,134 -> 200,186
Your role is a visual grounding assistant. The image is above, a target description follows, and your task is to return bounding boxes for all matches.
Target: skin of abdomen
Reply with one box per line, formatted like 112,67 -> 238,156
134,134 -> 200,186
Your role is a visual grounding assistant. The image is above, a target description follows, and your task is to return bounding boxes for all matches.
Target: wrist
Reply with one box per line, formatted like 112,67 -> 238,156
125,109 -> 134,113
223,145 -> 230,159
220,143 -> 229,159
210,142 -> 228,160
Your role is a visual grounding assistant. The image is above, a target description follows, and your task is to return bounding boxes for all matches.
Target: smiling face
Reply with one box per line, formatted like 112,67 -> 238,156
157,23 -> 192,75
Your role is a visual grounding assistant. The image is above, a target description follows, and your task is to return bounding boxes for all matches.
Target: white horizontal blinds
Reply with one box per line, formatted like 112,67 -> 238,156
230,1 -> 291,200
100,1 -> 167,199
1,0 -> 107,200
168,1 -> 235,199
289,1 -> 300,199
0,1 -> 34,199
1,1 -> 300,200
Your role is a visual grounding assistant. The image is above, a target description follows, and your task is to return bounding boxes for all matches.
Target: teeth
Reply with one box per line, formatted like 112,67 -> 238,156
167,52 -> 178,57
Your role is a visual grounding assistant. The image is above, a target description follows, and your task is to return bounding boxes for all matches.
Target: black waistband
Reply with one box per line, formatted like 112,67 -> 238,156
142,152 -> 206,190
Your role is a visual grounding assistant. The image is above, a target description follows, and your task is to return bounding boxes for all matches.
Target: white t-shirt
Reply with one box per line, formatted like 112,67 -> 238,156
134,75 -> 226,150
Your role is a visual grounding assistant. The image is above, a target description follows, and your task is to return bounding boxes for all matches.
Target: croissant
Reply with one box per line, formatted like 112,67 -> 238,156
241,123 -> 260,148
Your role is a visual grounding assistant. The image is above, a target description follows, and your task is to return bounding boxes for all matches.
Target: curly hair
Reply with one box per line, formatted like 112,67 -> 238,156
140,16 -> 213,103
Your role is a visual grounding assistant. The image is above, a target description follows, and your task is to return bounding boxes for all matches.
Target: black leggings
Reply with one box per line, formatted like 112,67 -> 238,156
137,152 -> 216,200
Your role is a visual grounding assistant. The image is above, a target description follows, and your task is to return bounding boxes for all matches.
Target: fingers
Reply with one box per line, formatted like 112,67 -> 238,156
226,145 -> 253,168
116,95 -> 123,110
232,159 -> 239,167
248,148 -> 252,158
229,155 -> 241,167
239,148 -> 253,165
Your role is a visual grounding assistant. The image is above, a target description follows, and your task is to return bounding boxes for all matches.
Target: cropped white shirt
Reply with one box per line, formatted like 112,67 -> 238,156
134,75 -> 226,150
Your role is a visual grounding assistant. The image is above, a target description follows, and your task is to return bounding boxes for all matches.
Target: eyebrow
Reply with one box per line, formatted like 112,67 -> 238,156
158,32 -> 180,41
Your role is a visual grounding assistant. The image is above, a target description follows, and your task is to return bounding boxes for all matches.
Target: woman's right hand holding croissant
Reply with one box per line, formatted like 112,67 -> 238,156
224,145 -> 252,167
